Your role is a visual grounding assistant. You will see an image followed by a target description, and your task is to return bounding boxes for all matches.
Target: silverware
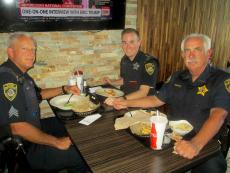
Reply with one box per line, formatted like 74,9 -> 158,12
65,94 -> 73,105
127,108 -> 133,117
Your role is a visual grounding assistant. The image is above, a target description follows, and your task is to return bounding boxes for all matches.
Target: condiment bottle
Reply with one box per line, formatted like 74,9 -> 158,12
82,80 -> 87,95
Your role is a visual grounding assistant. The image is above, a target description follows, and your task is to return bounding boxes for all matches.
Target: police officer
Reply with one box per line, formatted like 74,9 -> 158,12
110,33 -> 230,173
0,33 -> 88,172
104,28 -> 159,100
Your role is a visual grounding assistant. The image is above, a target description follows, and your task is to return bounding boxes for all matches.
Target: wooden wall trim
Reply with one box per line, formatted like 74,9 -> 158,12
137,0 -> 230,81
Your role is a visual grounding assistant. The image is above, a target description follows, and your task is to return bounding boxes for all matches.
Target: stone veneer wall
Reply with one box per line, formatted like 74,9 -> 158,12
0,0 -> 137,117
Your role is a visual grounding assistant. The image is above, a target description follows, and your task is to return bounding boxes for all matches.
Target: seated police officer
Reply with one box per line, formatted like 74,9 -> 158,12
103,28 -> 159,100
107,33 -> 230,173
0,33 -> 88,172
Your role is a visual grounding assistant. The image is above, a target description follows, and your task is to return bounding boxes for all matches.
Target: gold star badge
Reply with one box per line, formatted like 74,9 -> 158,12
197,85 -> 208,96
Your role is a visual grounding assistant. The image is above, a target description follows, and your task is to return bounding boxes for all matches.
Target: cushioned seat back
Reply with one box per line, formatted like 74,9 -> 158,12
0,125 -> 30,173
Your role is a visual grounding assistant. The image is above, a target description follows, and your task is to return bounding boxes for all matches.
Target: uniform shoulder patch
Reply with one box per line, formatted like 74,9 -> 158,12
224,78 -> 230,93
3,83 -> 17,101
145,63 -> 155,75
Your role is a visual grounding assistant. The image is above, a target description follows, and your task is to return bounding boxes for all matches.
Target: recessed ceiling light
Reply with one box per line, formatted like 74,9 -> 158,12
3,0 -> 14,5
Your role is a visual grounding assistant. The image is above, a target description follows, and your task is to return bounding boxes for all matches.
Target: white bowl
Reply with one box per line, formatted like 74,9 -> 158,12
169,120 -> 193,136
50,94 -> 99,111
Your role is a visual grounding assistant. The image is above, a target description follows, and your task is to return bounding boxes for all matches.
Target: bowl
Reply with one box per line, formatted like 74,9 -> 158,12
50,94 -> 75,110
50,94 -> 100,118
169,120 -> 193,136
129,122 -> 151,137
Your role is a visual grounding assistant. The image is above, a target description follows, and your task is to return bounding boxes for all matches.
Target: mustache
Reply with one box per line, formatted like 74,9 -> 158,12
185,58 -> 198,63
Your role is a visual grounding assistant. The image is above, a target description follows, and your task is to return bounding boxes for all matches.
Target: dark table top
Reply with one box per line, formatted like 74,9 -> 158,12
63,108 -> 221,173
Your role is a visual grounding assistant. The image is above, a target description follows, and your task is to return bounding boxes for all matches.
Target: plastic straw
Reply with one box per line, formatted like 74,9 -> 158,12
157,110 -> 159,117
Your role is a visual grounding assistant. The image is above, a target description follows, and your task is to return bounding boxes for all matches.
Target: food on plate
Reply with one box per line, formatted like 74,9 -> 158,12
96,88 -> 124,98
105,89 -> 116,96
130,122 -> 151,136
114,110 -> 165,130
126,111 -> 152,123
64,102 -> 74,108
169,120 -> 193,135
50,94 -> 99,112
173,123 -> 193,131
71,97 -> 99,112
114,117 -> 138,130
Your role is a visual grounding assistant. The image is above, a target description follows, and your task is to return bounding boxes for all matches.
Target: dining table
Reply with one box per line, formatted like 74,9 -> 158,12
56,105 -> 221,173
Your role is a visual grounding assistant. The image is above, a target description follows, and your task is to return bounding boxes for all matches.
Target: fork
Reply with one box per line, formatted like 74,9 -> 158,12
65,94 -> 73,105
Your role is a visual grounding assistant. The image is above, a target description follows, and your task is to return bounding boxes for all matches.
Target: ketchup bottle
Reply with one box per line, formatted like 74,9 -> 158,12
150,123 -> 157,149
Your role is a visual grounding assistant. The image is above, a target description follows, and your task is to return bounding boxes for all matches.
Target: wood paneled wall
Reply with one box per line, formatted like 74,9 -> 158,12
137,0 -> 230,81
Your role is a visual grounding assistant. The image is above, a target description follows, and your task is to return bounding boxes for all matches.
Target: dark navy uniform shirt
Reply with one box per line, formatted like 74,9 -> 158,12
120,51 -> 159,95
156,65 -> 230,133
0,60 -> 42,128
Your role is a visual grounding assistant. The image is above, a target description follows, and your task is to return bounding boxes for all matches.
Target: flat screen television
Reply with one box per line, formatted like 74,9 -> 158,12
0,0 -> 126,32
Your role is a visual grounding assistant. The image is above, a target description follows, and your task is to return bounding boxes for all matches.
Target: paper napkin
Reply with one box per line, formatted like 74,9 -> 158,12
79,113 -> 102,125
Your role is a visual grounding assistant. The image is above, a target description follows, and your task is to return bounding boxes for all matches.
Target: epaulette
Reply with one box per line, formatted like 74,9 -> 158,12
0,67 -> 24,84
144,54 -> 159,66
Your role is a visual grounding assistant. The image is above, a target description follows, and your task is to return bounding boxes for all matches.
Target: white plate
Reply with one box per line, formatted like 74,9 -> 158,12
95,88 -> 124,98
169,120 -> 193,136
50,94 -> 89,111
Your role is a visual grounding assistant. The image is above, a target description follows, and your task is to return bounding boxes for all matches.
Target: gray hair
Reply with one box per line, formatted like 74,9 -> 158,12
7,33 -> 37,48
181,33 -> 211,52
121,28 -> 140,40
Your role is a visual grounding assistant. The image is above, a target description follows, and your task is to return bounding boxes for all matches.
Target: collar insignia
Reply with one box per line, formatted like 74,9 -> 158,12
133,62 -> 140,70
3,83 -> 17,101
165,75 -> 172,84
224,78 -> 230,93
174,84 -> 182,88
145,63 -> 155,75
197,85 -> 208,96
